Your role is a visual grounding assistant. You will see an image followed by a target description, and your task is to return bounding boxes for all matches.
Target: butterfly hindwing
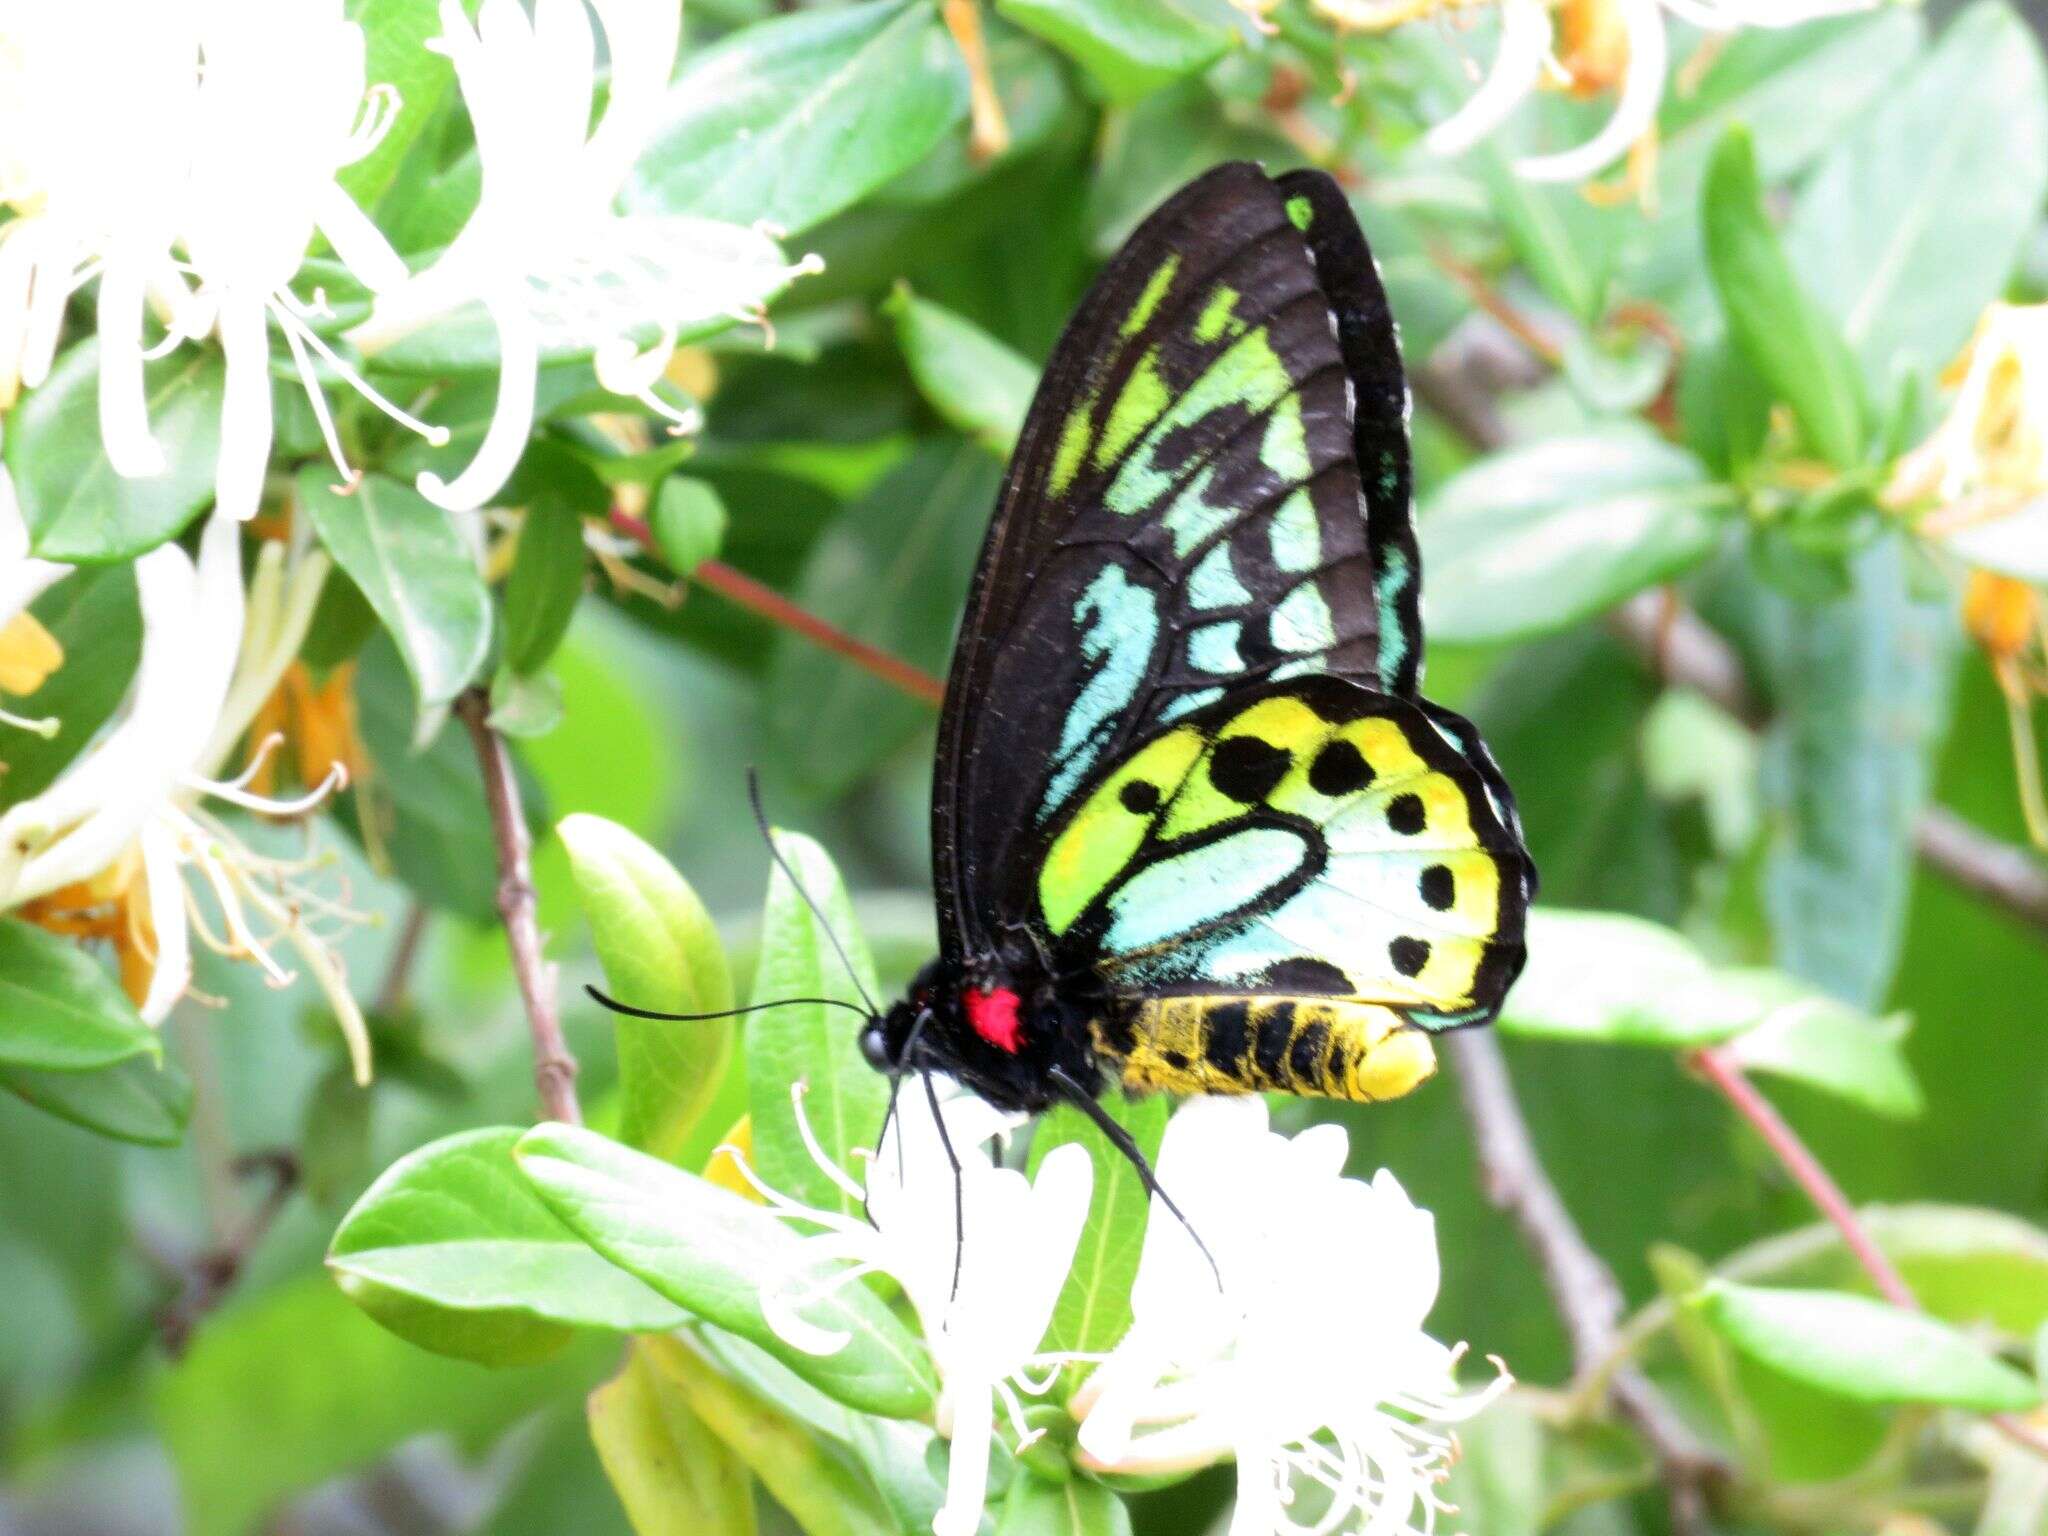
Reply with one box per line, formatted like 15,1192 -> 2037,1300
933,164 -> 1427,966
1035,674 -> 1531,1026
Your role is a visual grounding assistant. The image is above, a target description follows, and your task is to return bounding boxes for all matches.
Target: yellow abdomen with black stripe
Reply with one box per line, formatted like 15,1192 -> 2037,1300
1096,996 -> 1437,1102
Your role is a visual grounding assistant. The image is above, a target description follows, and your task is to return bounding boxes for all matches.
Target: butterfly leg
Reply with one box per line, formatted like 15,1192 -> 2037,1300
920,1064 -> 968,1302
1046,1066 -> 1221,1290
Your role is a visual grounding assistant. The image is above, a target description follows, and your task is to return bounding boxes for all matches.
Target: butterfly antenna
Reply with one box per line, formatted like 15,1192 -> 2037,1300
585,986 -> 873,1023
1048,1067 -> 1221,1290
921,1064 -> 968,1303
748,769 -> 883,1020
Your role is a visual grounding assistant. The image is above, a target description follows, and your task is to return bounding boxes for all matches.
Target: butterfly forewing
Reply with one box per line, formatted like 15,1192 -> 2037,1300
932,164 -> 1428,966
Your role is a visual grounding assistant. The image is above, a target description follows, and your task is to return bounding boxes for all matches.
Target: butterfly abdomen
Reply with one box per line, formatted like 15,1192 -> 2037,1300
1096,995 -> 1437,1103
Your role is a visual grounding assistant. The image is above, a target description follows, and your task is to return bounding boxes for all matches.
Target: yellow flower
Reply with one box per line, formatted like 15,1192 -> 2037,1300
245,659 -> 367,801
1890,303 -> 2048,529
1892,305 -> 2048,851
1961,571 -> 2048,850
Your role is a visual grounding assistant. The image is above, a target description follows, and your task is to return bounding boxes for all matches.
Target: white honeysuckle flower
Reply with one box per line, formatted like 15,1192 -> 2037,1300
0,512 -> 369,1064
0,0 -> 444,520
352,0 -> 820,514
173,0 -> 440,521
732,1082 -> 1094,1536
0,1 -> 201,451
1427,0 -> 1876,182
1074,1099 -> 1507,1536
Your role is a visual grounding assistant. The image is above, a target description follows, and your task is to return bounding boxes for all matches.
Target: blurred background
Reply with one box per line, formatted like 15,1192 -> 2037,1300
3,0 -> 2048,1533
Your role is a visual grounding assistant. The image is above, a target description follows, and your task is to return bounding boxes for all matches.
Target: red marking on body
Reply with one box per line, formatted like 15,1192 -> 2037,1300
964,986 -> 1024,1053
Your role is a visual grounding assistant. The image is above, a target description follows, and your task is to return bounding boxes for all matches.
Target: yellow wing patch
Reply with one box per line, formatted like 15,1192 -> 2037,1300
1034,679 -> 1528,1025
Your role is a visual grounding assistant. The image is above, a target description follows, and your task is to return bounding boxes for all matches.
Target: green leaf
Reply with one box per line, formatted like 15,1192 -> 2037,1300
764,444 -> 997,798
885,284 -> 1037,456
1469,135 -> 1622,326
1027,1093 -> 1163,1371
503,503 -> 586,676
0,918 -> 159,1073
1499,908 -> 1887,1054
993,0 -> 1228,105
1675,339 -> 1771,482
692,1326 -> 953,1536
1438,1397 -> 1544,1536
0,564 -> 141,812
0,1052 -> 190,1146
8,343 -> 225,562
641,1332 -> 902,1536
1787,1 -> 2048,389
329,1126 -> 686,1366
625,0 -> 967,237
650,477 -> 730,579
559,813 -> 737,1162
301,469 -> 492,735
156,1272 -> 610,1536
588,1344 -> 758,1536
1724,1003 -> 1923,1120
745,831 -> 891,1220
1693,1281 -> 2041,1411
301,1062 -> 375,1209
1755,539 -> 1958,1007
339,0 -> 456,211
1702,125 -> 1865,469
1713,1204 -> 2048,1340
515,1123 -> 938,1419
1655,13 -> 1924,202
335,632 -> 502,921
996,1471 -> 1132,1536
488,665 -> 566,738
1419,428 -> 1729,644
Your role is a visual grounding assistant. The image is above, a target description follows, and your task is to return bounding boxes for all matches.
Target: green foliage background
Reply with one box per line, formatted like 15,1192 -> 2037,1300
3,1 -> 2048,1534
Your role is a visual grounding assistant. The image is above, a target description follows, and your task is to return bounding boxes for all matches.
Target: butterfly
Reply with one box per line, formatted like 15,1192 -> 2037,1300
855,162 -> 1536,1123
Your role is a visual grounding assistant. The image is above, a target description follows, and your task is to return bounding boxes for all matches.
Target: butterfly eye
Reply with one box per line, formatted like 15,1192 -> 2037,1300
859,1019 -> 894,1072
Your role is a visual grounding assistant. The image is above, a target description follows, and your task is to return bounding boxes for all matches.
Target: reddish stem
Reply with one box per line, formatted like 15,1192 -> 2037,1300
1690,1045 -> 2048,1459
610,508 -> 947,709
1689,1045 -> 1914,1306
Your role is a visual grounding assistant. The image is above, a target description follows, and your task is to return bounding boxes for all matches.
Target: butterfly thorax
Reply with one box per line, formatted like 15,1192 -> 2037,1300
861,953 -> 1106,1114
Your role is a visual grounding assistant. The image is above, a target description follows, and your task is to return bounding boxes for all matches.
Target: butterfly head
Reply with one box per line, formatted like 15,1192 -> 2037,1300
864,956 -> 1099,1113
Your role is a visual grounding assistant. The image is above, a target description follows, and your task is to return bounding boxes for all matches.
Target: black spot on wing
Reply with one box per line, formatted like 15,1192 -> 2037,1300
1389,936 -> 1430,977
1419,863 -> 1455,911
1308,739 -> 1373,796
1210,736 -> 1291,804
1120,780 -> 1162,814
1386,792 -> 1427,836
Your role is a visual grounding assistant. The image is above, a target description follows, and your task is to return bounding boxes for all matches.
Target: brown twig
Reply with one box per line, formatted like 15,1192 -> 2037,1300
609,508 -> 949,708
455,689 -> 581,1125
1446,1031 -> 1728,1533
374,900 -> 430,1017
1687,1045 -> 2048,1459
1914,806 -> 2048,933
154,1149 -> 300,1357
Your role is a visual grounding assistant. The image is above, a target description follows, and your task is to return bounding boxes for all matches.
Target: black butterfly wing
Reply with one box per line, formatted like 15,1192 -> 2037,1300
931,163 -> 1434,968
